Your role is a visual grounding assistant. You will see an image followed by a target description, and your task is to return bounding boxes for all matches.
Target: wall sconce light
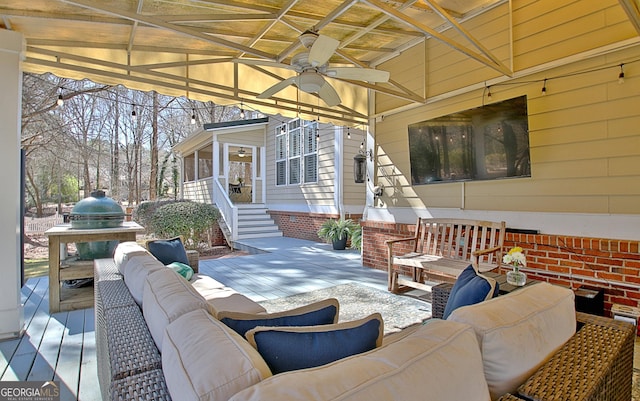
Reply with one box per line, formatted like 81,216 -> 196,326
373,185 -> 384,198
353,153 -> 367,183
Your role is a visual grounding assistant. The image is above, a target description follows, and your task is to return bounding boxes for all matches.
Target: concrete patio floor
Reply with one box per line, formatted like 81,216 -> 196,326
198,237 -> 392,302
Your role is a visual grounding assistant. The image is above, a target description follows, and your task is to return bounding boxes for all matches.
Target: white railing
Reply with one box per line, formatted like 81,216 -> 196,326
25,213 -> 64,234
213,178 -> 239,241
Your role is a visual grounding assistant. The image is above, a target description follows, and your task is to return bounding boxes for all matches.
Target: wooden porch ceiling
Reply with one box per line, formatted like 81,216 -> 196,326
1,0 -> 639,124
0,0 -> 509,124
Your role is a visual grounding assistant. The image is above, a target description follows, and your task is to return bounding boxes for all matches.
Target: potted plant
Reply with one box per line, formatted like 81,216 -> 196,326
317,218 -> 358,250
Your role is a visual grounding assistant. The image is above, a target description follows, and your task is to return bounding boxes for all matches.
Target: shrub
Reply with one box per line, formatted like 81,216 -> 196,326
350,225 -> 362,251
133,199 -> 181,233
317,218 -> 359,243
149,201 -> 220,249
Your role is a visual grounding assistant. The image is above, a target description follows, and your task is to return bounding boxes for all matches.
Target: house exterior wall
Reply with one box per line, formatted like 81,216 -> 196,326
265,118 -> 366,216
182,178 -> 214,203
364,0 -> 640,315
178,117 -> 367,241
269,211 -> 363,243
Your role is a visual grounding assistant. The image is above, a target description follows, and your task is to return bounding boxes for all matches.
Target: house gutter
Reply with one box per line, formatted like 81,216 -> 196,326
335,125 -> 344,219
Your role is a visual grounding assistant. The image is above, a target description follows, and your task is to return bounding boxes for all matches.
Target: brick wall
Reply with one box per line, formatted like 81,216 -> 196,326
268,211 -> 363,242
210,221 -> 226,246
362,220 -> 640,318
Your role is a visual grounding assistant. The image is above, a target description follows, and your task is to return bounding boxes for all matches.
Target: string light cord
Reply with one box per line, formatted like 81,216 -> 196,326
480,57 -> 640,99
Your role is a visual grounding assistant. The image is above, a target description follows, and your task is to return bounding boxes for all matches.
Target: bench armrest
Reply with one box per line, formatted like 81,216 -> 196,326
471,246 -> 502,270
471,245 -> 501,257
385,237 -> 417,247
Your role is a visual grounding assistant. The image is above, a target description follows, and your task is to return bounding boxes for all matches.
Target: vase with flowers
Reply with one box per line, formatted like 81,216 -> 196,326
503,246 -> 527,286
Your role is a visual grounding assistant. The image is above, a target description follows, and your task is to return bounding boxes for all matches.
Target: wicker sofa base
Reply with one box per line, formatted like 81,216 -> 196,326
95,258 -> 172,401
433,283 -> 635,401
96,254 -> 634,401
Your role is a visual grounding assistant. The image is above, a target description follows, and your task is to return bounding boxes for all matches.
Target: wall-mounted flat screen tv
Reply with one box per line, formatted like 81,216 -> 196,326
408,95 -> 530,185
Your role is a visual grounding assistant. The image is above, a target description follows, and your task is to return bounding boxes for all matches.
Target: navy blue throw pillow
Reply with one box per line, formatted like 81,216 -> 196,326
219,299 -> 339,337
246,313 -> 383,374
442,264 -> 499,319
146,237 -> 190,266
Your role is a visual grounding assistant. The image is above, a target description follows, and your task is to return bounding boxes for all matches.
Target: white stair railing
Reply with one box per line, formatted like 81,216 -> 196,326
213,178 -> 239,241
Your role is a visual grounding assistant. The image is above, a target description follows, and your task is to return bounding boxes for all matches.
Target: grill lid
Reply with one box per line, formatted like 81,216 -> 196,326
70,190 -> 124,228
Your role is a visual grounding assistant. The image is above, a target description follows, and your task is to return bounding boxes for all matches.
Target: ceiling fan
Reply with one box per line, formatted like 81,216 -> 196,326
235,31 -> 390,107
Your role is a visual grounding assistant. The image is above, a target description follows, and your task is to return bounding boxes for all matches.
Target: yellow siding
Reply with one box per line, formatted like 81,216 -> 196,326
342,127 -> 367,207
373,0 -> 640,216
376,44 -> 426,113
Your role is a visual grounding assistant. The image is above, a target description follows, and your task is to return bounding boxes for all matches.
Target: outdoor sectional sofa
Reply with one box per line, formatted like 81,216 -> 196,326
95,242 -> 635,401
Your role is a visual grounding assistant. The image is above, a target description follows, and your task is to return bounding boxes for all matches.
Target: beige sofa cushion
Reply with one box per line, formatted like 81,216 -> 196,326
114,241 -> 151,274
448,282 -> 576,400
191,274 -> 266,317
142,268 -> 214,352
163,309 -> 272,401
230,319 -> 490,401
123,254 -> 164,305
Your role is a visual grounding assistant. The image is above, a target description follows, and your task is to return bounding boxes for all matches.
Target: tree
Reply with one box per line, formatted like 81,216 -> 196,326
21,72 -> 248,213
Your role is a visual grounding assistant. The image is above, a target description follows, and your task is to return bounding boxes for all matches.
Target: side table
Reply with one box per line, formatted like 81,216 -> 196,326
432,272 -> 539,319
45,222 -> 144,313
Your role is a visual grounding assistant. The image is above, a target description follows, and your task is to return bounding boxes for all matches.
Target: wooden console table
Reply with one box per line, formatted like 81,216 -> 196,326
45,222 -> 144,313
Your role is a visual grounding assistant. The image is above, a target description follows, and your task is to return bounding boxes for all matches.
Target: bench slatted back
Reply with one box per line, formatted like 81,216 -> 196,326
415,218 -> 505,266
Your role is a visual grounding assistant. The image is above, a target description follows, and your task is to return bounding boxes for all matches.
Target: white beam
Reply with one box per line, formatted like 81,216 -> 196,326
0,29 -> 25,340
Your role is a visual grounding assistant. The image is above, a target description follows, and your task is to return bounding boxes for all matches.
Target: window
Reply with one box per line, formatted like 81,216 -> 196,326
303,121 -> 318,183
184,153 -> 195,182
198,147 -> 213,179
276,119 -> 318,185
408,96 -> 530,185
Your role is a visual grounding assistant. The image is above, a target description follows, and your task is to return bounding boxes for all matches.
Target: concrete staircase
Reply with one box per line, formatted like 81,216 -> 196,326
235,204 -> 283,240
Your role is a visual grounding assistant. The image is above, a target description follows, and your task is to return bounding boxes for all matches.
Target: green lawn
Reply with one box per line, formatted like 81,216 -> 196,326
24,258 -> 48,279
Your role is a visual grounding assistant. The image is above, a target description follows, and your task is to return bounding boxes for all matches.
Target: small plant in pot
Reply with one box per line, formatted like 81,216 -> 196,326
317,218 -> 359,250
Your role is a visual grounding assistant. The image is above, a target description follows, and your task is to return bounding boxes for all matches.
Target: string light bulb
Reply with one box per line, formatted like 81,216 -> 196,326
541,79 -> 547,95
618,64 -> 625,84
131,104 -> 136,120
347,127 -> 351,139
360,142 -> 364,151
240,101 -> 245,119
57,94 -> 64,107
486,86 -> 492,100
190,110 -> 196,125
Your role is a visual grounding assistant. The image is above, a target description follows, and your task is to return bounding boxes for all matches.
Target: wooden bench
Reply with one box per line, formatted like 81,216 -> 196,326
386,218 -> 506,293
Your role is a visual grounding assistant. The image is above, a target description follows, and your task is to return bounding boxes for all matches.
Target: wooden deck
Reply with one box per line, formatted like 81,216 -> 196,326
0,277 -> 100,401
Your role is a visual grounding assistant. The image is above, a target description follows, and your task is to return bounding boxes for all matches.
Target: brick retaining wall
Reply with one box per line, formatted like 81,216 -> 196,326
268,211 -> 363,242
361,220 -> 640,318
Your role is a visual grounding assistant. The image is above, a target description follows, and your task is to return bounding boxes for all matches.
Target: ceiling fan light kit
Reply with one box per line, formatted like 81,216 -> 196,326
236,31 -> 390,107
298,71 -> 325,93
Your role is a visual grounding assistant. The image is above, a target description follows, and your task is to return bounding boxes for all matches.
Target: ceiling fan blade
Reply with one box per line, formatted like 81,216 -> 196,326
308,34 -> 340,67
318,81 -> 341,107
234,58 -> 295,71
257,76 -> 298,99
325,67 -> 390,82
